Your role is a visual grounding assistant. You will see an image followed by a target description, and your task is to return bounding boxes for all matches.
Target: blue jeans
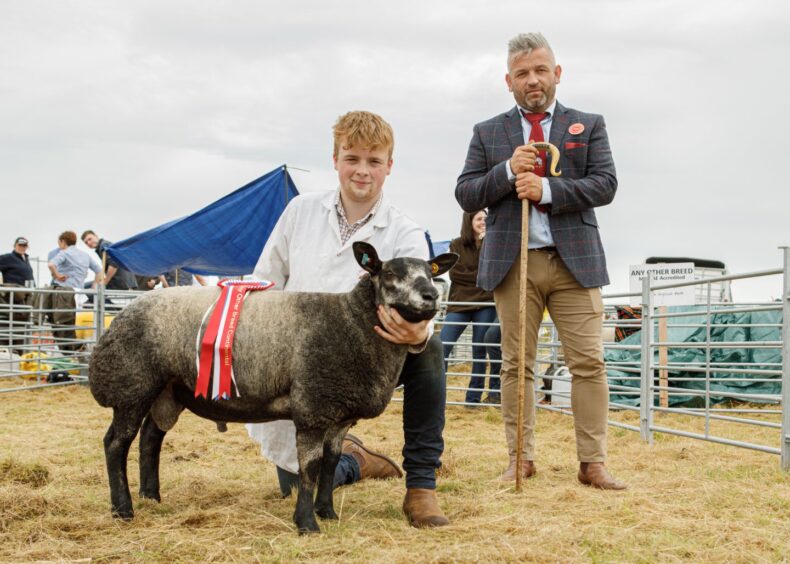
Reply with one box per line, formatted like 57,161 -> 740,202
277,454 -> 360,497
440,307 -> 498,403
484,322 -> 502,397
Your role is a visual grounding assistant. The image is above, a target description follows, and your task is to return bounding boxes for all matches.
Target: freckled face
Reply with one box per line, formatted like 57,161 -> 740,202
334,143 -> 393,206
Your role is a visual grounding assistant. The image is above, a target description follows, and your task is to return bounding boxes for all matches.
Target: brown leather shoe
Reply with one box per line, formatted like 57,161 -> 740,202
500,457 -> 537,482
578,462 -> 627,490
403,488 -> 450,528
342,434 -> 403,480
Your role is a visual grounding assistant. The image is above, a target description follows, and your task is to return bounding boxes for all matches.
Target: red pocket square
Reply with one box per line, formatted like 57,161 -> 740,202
564,142 -> 587,149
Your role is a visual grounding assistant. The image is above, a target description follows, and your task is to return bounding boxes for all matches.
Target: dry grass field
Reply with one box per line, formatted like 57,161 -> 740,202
2,379 -> 790,563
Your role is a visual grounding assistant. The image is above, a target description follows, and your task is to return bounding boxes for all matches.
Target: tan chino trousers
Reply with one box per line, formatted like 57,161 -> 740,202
493,249 -> 608,462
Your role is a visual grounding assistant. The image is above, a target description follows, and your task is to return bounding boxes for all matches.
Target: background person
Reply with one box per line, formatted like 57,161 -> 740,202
160,268 -> 207,287
81,230 -> 138,290
45,231 -> 103,351
134,275 -> 159,291
439,210 -> 499,405
0,237 -> 35,287
246,110 -> 450,528
482,318 -> 502,404
45,246 -> 61,285
455,32 -> 625,489
0,237 -> 36,354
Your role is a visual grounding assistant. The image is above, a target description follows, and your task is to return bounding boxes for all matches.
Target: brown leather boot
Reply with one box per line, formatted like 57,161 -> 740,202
403,488 -> 450,528
578,462 -> 627,490
342,434 -> 403,480
499,457 -> 537,482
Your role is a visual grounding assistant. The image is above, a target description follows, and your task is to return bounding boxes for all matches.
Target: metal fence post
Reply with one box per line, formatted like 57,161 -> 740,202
704,282 -> 712,439
780,246 -> 789,471
95,283 -> 105,344
640,274 -> 654,444
6,290 -> 14,350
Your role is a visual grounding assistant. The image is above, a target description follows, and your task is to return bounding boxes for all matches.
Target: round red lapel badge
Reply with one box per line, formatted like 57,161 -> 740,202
568,123 -> 584,135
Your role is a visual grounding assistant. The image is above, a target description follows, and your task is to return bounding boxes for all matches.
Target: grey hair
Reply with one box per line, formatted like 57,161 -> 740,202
507,32 -> 554,68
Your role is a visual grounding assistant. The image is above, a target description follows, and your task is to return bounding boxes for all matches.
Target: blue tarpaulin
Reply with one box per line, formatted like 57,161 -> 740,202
107,166 -> 299,276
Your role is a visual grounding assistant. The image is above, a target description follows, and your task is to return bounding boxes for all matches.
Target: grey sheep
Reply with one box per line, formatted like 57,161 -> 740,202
89,242 -> 457,533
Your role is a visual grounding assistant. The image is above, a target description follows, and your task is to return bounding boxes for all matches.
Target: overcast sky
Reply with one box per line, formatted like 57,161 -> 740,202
1,0 -> 788,301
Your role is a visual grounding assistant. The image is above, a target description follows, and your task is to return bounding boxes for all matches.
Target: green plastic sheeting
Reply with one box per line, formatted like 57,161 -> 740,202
606,306 -> 783,407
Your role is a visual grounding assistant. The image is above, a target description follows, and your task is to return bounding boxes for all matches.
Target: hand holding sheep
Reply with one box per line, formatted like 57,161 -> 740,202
374,305 -> 430,346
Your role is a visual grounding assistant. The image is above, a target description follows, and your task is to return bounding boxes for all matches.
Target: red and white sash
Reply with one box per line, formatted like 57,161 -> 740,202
195,279 -> 274,400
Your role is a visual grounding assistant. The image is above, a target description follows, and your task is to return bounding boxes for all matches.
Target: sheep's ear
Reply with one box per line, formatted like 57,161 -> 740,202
428,253 -> 459,278
353,242 -> 382,275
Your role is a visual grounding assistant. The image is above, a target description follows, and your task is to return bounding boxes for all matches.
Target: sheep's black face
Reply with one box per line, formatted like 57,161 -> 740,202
377,259 -> 442,322
352,241 -> 459,324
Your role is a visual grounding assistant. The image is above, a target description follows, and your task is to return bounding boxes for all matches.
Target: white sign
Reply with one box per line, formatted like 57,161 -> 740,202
629,263 -> 696,307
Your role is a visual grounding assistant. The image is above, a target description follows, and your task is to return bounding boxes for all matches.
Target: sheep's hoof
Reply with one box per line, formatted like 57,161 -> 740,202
216,422 -> 227,433
295,514 -> 320,534
111,506 -> 134,520
138,489 -> 161,502
315,506 -> 338,520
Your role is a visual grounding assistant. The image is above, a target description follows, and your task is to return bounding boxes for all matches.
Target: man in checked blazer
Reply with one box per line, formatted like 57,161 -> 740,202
455,32 -> 626,489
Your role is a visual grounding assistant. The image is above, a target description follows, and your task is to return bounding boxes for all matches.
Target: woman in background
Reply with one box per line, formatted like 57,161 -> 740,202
440,210 -> 500,404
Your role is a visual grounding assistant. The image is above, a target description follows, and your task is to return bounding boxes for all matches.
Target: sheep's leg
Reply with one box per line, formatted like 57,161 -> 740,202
139,384 -> 184,501
293,428 -> 324,534
138,414 -> 167,502
314,423 -> 351,520
103,406 -> 147,519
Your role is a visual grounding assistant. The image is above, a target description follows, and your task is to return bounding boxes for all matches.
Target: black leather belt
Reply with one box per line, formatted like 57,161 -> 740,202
531,246 -> 557,252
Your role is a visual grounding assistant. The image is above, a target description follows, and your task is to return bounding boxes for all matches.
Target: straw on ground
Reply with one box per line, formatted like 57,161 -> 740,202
1,383 -> 789,562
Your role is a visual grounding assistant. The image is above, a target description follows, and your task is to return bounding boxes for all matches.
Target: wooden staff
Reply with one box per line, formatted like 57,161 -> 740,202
515,142 -> 561,492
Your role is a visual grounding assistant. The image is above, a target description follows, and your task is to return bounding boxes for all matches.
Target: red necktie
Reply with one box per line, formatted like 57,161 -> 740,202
522,111 -> 550,212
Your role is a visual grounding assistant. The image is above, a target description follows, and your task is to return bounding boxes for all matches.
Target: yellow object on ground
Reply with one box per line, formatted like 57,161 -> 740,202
75,311 -> 115,341
19,352 -> 80,377
19,352 -> 52,378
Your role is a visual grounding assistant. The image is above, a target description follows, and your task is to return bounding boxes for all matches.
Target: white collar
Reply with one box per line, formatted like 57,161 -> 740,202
320,189 -> 391,228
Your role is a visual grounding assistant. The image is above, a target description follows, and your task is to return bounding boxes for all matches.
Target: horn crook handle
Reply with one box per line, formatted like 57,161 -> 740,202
529,142 -> 562,177
514,141 -> 561,492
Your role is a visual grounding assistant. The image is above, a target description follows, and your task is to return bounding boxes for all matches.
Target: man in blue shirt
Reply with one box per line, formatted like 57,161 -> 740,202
45,231 -> 102,351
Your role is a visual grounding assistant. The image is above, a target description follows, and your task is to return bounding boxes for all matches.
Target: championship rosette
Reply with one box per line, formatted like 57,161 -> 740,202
195,279 -> 274,400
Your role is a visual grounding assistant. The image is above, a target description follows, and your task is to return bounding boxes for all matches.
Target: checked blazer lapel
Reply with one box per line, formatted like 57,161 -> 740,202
549,101 -> 569,172
504,106 -> 525,154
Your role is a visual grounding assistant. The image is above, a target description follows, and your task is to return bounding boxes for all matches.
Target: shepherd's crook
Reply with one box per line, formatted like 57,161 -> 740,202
515,141 -> 561,492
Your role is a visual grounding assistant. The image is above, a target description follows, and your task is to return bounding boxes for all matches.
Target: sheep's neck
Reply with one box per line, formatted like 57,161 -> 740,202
346,278 -> 381,327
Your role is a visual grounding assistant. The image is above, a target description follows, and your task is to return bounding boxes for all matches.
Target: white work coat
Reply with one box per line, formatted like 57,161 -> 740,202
246,189 -> 430,473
